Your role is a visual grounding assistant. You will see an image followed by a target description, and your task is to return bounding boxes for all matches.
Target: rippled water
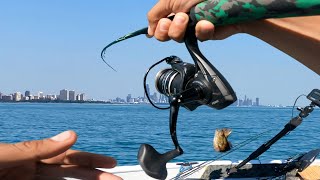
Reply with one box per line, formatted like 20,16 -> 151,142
0,103 -> 319,166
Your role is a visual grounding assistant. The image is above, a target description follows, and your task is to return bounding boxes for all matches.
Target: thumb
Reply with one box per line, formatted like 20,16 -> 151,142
0,130 -> 77,169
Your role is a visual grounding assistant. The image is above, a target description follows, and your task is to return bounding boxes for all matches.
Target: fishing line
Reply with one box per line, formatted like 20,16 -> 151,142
172,129 -> 272,180
143,57 -> 171,110
291,94 -> 307,118
284,94 -> 307,136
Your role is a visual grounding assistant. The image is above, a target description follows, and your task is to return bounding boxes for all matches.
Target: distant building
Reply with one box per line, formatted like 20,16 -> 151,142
80,93 -> 85,101
256,98 -> 260,106
137,96 -> 145,103
13,92 -> 22,101
115,97 -> 121,103
46,95 -> 56,100
128,98 -> 135,103
145,84 -> 150,99
2,95 -> 12,101
150,92 -> 158,103
38,92 -> 44,99
59,89 -> 68,100
28,95 -> 34,100
25,91 -> 31,97
76,94 -> 81,101
126,94 -> 132,103
69,90 -> 76,101
159,94 -> 168,103
0,92 -> 2,100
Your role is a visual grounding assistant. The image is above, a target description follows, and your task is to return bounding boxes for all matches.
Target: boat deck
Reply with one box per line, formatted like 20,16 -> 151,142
298,165 -> 320,180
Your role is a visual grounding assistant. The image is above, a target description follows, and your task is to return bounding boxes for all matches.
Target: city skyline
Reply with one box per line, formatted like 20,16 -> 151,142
0,89 -> 85,102
0,85 -> 315,107
0,87 -> 266,107
0,1 -> 318,106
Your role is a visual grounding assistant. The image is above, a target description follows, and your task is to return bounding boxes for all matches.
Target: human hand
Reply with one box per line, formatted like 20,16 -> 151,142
0,130 -> 122,180
147,0 -> 243,42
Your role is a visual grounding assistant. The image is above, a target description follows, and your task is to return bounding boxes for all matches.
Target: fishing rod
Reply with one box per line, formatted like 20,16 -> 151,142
227,89 -> 320,174
101,0 -> 320,70
101,1 -> 320,179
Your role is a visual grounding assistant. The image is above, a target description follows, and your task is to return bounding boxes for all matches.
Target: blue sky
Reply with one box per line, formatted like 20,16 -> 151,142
0,1 -> 319,106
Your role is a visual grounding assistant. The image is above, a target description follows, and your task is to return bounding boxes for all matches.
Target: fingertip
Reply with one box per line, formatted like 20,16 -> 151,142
68,130 -> 78,141
50,130 -> 77,143
100,156 -> 117,168
147,25 -> 155,37
109,157 -> 117,168
99,173 -> 123,180
195,20 -> 215,41
50,131 -> 71,142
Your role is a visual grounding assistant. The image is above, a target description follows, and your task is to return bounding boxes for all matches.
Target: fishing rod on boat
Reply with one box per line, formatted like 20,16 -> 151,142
100,1 -> 320,179
228,89 -> 320,174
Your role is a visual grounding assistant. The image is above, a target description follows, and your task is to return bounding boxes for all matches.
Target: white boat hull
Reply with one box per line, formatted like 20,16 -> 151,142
99,159 -> 320,179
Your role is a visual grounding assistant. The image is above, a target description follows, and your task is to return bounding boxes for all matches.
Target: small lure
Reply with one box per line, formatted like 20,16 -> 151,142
213,128 -> 232,152
100,28 -> 148,72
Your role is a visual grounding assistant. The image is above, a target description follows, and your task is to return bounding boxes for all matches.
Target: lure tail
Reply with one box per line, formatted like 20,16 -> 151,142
100,27 -> 148,71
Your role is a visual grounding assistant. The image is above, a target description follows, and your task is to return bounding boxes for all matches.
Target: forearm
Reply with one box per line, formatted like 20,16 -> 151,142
242,16 -> 320,75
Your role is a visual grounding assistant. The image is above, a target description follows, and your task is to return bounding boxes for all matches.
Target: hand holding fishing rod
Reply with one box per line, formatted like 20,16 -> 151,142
148,0 -> 320,41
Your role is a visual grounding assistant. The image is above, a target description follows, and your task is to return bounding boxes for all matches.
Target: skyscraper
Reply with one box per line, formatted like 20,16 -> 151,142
80,93 -> 85,101
151,92 -> 158,103
126,94 -> 132,103
59,89 -> 68,101
145,84 -> 150,99
25,91 -> 31,97
13,92 -> 22,101
69,90 -> 76,101
256,98 -> 260,106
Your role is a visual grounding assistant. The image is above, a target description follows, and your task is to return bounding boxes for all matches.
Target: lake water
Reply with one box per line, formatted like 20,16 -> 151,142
0,103 -> 319,166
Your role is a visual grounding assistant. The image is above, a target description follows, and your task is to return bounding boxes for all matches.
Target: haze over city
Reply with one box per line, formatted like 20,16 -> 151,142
0,1 -> 319,106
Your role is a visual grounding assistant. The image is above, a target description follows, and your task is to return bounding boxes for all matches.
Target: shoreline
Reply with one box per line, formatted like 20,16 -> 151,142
0,101 -> 292,108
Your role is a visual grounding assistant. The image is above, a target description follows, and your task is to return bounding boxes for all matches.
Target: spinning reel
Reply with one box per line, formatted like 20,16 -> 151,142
138,27 -> 237,179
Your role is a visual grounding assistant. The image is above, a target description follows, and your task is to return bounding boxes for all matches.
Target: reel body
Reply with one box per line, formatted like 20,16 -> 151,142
155,55 -> 235,111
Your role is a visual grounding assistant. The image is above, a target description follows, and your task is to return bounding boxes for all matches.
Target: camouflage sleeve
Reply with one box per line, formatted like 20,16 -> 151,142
190,0 -> 320,26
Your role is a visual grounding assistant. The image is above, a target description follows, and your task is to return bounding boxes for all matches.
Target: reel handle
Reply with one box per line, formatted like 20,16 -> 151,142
190,0 -> 320,26
138,144 -> 181,180
138,97 -> 183,179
